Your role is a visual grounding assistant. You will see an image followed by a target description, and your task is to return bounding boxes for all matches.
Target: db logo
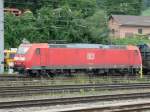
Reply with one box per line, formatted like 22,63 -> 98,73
87,53 -> 95,60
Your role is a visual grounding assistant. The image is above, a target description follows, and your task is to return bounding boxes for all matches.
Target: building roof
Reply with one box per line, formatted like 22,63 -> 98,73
111,15 -> 150,27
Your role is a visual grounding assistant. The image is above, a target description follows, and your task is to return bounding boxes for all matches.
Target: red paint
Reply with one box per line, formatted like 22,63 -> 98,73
14,44 -> 142,70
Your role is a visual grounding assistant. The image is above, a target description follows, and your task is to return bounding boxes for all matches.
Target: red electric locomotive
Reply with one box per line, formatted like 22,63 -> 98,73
14,43 -> 142,76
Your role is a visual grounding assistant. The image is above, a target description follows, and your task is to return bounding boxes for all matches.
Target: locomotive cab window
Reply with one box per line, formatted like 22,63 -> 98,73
36,48 -> 40,55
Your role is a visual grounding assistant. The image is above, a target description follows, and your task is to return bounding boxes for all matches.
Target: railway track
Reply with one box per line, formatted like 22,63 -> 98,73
0,75 -> 149,86
1,83 -> 150,97
0,74 -> 27,81
0,74 -> 147,81
0,92 -> 150,109
59,102 -> 150,112
0,75 -> 148,87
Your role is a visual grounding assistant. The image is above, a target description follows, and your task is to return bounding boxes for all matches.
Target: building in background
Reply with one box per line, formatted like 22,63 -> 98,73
109,15 -> 150,38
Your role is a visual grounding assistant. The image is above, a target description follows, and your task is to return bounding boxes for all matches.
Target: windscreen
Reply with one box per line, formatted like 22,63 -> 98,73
10,53 -> 16,58
17,45 -> 31,54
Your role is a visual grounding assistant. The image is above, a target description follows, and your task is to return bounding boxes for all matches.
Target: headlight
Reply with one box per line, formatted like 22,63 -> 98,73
19,57 -> 25,61
14,57 -> 19,61
14,57 -> 25,61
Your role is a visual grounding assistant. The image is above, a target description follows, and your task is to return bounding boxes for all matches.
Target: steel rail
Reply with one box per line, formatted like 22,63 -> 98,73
60,102 -> 150,112
1,83 -> 150,97
0,74 -> 148,81
0,92 -> 150,109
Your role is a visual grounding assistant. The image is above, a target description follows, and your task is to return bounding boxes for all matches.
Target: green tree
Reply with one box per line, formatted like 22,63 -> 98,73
4,0 -> 109,48
35,6 -> 90,43
4,12 -> 38,48
105,0 -> 143,15
85,10 -> 108,43
142,7 -> 150,16
5,13 -> 19,48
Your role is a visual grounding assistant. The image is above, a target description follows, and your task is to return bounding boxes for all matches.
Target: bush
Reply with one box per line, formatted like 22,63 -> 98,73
111,36 -> 150,45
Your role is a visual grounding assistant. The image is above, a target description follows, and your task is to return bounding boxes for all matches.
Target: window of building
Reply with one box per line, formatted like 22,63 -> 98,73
138,28 -> 143,34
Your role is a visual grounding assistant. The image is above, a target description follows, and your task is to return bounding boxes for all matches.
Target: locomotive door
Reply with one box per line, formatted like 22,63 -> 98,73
33,48 -> 41,67
40,48 -> 48,66
33,48 -> 47,67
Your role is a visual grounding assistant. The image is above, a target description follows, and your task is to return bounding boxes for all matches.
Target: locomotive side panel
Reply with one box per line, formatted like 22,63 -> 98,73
32,48 -> 105,69
33,47 -> 141,69
104,50 -> 130,68
39,48 -> 105,69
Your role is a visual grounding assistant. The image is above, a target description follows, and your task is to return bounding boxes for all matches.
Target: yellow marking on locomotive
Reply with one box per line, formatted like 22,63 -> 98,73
4,50 -> 16,69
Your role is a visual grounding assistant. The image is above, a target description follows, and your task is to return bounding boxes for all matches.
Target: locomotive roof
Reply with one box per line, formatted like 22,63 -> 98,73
49,44 -> 129,49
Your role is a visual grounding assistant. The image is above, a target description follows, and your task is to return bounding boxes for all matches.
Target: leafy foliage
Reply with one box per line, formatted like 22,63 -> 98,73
143,0 -> 150,8
4,0 -> 146,48
4,2 -> 108,48
142,7 -> 150,16
105,0 -> 143,15
5,12 -> 39,48
112,36 -> 150,45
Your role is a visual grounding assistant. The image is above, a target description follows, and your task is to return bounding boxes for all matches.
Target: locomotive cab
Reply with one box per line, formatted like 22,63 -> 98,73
14,44 -> 31,71
14,43 -> 49,73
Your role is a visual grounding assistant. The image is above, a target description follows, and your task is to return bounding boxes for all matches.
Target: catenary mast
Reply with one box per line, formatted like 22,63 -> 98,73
0,0 -> 4,73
